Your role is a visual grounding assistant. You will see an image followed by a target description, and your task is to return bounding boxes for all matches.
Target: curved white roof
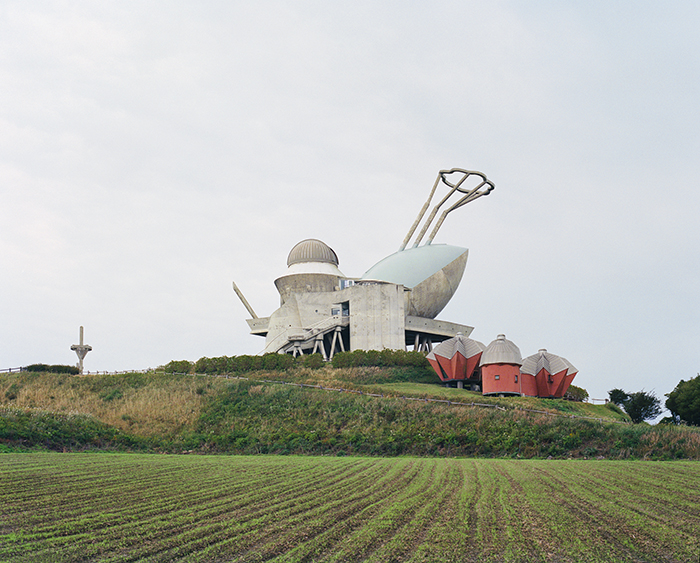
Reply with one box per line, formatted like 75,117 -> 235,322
521,349 -> 578,376
479,334 -> 523,366
287,239 -> 339,267
428,332 -> 484,361
361,244 -> 467,289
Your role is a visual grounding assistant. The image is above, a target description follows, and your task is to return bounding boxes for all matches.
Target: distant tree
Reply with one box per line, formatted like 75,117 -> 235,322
623,390 -> 663,424
665,374 -> 700,426
608,388 -> 629,407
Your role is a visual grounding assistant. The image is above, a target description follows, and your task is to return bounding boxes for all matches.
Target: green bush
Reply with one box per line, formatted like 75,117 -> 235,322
162,360 -> 194,374
564,385 -> 589,402
99,389 -> 123,402
26,364 -> 79,375
5,383 -> 20,401
332,349 -> 429,369
296,354 -> 324,369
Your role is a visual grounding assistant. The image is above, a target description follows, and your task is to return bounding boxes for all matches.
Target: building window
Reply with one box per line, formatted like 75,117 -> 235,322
494,375 -> 500,380
514,375 -> 518,383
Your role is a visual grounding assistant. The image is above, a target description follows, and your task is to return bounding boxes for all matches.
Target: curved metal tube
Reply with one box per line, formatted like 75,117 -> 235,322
401,169 -> 494,249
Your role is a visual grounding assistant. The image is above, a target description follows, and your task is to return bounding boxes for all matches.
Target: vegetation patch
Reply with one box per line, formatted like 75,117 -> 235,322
2,369 -> 700,459
1,453 -> 699,562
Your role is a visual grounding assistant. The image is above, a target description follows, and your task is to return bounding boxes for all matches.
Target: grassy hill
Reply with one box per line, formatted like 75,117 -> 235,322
2,367 -> 699,459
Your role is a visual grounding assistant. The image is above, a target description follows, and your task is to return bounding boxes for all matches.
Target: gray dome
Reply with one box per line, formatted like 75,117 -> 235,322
480,334 -> 523,366
287,239 -> 339,267
428,332 -> 485,361
521,349 -> 578,377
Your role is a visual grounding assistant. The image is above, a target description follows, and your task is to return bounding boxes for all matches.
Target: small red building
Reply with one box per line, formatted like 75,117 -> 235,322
426,332 -> 484,388
479,334 -> 523,396
520,349 -> 578,398
428,334 -> 579,398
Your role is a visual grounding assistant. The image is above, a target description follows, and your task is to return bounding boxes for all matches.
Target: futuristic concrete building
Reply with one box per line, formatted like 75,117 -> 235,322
235,169 -> 493,359
234,167 -> 579,397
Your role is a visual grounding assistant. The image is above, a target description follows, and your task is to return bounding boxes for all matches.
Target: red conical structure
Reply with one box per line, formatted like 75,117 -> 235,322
427,333 -> 485,383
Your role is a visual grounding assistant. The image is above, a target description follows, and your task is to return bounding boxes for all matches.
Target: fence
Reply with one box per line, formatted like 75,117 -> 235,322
0,367 -> 27,373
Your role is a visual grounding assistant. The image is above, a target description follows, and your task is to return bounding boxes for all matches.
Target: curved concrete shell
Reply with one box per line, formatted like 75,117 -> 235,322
361,244 -> 468,319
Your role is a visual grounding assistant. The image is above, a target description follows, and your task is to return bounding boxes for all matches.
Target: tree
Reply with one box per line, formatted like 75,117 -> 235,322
608,388 -> 629,407
623,390 -> 663,424
665,374 -> 700,426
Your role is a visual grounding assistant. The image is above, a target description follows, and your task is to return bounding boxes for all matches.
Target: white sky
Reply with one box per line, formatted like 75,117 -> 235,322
2,1 -> 699,412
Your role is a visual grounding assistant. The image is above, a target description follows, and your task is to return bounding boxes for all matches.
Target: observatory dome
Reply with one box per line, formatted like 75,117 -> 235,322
287,239 -> 339,267
480,334 -> 523,366
275,239 -> 346,301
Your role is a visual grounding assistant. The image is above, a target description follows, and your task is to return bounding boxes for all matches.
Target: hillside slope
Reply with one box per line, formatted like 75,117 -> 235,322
1,368 -> 699,459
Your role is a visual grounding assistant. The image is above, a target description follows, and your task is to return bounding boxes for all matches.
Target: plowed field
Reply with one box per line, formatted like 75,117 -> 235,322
1,454 -> 699,562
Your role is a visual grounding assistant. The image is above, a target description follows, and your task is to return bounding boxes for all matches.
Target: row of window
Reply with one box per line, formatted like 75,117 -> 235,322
493,374 -> 518,382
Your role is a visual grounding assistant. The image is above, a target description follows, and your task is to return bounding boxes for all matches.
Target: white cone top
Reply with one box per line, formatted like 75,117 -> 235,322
479,334 -> 523,366
428,333 -> 485,362
521,349 -> 578,376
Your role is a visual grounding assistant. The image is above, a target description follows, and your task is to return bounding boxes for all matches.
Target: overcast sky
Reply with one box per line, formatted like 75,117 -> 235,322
2,1 -> 699,413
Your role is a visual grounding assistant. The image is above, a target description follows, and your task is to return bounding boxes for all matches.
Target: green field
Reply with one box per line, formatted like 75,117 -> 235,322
2,453 -> 699,562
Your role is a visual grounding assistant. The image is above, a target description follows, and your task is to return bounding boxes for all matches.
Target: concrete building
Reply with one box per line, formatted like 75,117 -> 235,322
235,169 -> 494,359
234,168 -> 579,397
245,238 -> 474,359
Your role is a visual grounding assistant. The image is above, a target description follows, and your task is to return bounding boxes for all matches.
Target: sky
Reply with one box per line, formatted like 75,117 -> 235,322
2,1 -> 699,414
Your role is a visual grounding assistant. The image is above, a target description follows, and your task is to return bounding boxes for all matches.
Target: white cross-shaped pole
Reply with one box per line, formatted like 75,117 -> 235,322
70,326 -> 92,374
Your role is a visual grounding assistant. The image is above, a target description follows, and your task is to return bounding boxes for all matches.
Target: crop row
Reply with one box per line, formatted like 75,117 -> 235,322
2,454 -> 700,562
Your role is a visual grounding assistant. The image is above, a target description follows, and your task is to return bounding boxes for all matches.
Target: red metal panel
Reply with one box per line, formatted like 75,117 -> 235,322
428,356 -> 447,381
550,369 -> 568,398
535,368 -> 551,397
520,373 -> 538,396
558,371 -> 577,398
431,350 -> 483,381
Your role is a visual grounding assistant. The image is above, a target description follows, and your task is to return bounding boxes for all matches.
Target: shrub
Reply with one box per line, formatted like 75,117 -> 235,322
163,360 -> 194,374
296,354 -> 324,369
564,385 -> 589,402
262,353 -> 288,371
100,389 -> 123,402
5,383 -> 20,401
26,364 -> 79,375
331,349 -> 429,369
